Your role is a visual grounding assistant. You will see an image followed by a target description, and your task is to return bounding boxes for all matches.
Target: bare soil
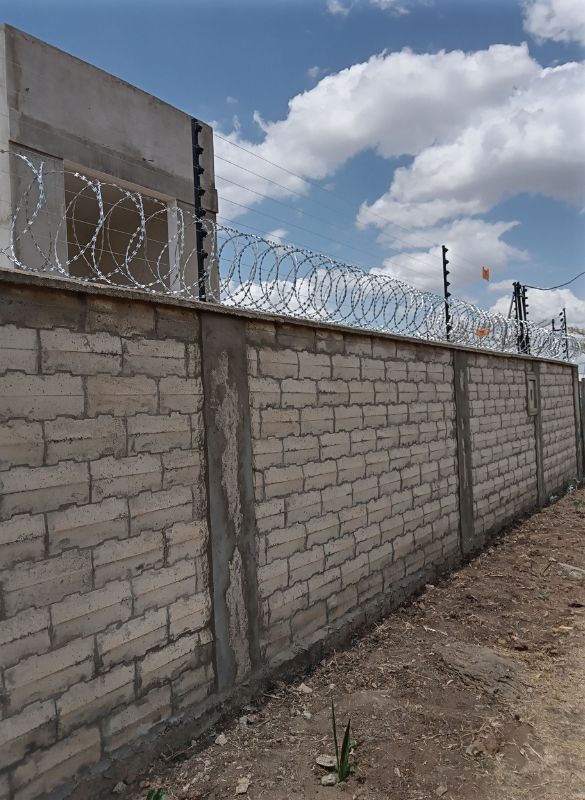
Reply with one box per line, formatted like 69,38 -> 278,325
128,488 -> 585,800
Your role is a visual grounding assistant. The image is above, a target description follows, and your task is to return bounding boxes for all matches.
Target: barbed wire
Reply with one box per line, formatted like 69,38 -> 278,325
0,151 -> 579,362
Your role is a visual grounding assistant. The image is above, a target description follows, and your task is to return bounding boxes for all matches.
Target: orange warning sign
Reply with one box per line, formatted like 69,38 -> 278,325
476,328 -> 490,338
482,266 -> 490,281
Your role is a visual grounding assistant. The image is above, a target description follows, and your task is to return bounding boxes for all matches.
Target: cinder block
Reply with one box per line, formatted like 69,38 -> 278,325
168,592 -> 210,638
127,412 -> 191,454
129,485 -> 193,534
285,490 -> 322,525
0,420 -> 43,469
308,568 -> 341,604
305,513 -> 340,546
159,377 -> 202,414
298,352 -> 331,380
260,408 -> 299,438
0,513 -> 45,567
320,431 -> 350,460
255,498 -> 285,532
47,497 -> 128,553
0,461 -> 89,519
259,348 -> 298,379
171,661 -> 214,708
93,530 -> 164,587
252,438 -> 283,470
165,520 -> 208,564
0,699 -> 56,770
268,582 -> 308,622
51,580 -> 132,645
340,553 -> 370,587
91,454 -> 162,500
1,550 -> 92,615
156,306 -> 198,342
0,373 -> 84,420
344,335 -> 372,357
246,322 -> 276,346
103,686 -> 171,753
276,323 -> 315,351
351,428 -> 377,455
348,380 -> 375,405
282,435 -> 320,466
360,358 -> 385,381
339,503 -> 367,535
303,460 -> 337,491
291,600 -> 327,640
324,536 -> 354,569
327,584 -> 358,622
86,295 -> 155,337
162,448 -> 202,488
322,483 -> 353,514
132,559 -> 197,614
13,726 -> 101,800
289,546 -> 324,585
315,328 -> 344,355
5,637 -> 94,712
318,379 -> 349,406
257,559 -> 288,598
86,375 -> 157,417
281,378 -> 317,408
57,663 -> 135,734
264,465 -> 304,499
266,523 -> 306,561
335,405 -> 364,432
0,608 -> 50,669
97,608 -> 168,668
331,354 -> 360,379
300,406 -> 334,435
0,324 -> 38,374
123,337 -> 186,377
137,633 -> 200,688
355,523 -> 381,554
41,328 -> 121,375
45,415 -> 126,464
368,541 -> 393,574
353,476 -> 379,505
337,455 -> 366,484
372,339 -> 396,360
248,377 -> 281,408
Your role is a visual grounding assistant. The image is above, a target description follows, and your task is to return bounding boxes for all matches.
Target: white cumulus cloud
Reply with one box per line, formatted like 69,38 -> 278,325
213,42 -> 584,294
524,0 -> 585,46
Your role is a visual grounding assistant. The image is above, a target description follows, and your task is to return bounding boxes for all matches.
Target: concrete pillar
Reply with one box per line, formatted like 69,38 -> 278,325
200,312 -> 261,692
453,350 -> 475,555
532,364 -> 546,506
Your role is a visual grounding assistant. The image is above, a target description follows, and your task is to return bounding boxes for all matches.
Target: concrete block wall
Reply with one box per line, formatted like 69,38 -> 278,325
467,354 -> 538,539
540,362 -> 579,494
0,281 -> 213,800
246,322 -> 460,662
0,272 -> 581,799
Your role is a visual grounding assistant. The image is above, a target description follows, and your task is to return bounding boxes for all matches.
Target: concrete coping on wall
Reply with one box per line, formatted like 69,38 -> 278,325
0,266 -> 575,368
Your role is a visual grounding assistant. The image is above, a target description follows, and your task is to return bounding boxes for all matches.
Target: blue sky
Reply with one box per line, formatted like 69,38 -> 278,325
2,0 -> 584,326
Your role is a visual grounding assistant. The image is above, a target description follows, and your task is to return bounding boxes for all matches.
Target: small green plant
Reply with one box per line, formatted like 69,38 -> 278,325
146,790 -> 165,800
575,499 -> 584,511
331,698 -> 352,782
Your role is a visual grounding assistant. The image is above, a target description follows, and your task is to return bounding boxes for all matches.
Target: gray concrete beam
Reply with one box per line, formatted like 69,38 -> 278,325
200,312 -> 261,692
453,351 -> 475,556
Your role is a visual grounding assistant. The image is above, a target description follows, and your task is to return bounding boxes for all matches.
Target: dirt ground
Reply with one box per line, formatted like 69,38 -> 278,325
128,487 -> 585,800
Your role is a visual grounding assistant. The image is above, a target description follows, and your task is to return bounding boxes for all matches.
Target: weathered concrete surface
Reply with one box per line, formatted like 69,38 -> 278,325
201,312 -> 261,691
0,25 -> 217,210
